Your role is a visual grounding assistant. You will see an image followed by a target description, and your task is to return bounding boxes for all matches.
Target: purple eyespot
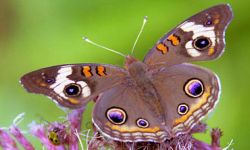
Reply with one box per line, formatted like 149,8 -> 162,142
46,78 -> 55,84
206,20 -> 213,25
106,108 -> 126,125
41,73 -> 55,84
177,104 -> 189,115
184,79 -> 204,98
189,82 -> 202,95
193,37 -> 211,50
136,118 -> 149,128
64,84 -> 81,96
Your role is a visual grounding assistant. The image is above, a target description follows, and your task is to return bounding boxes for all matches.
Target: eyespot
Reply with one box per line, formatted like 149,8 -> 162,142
64,84 -> 82,97
41,73 -> 55,84
184,79 -> 204,98
193,37 -> 211,50
106,107 -> 127,125
206,20 -> 212,25
45,78 -> 55,84
136,118 -> 149,128
177,103 -> 189,115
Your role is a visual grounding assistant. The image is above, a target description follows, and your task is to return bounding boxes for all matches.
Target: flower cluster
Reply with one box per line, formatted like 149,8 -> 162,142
0,109 -> 232,150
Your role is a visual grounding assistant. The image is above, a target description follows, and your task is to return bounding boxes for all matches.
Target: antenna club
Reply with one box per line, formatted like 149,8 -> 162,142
131,16 -> 148,55
82,37 -> 88,41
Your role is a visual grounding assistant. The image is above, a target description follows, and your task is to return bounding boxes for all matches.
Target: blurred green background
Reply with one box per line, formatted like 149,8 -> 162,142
0,0 -> 249,149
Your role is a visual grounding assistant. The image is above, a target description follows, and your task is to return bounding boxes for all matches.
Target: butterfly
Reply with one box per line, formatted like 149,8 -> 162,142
21,4 -> 233,143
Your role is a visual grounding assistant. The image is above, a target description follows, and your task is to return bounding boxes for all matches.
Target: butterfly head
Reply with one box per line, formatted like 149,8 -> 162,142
124,55 -> 149,78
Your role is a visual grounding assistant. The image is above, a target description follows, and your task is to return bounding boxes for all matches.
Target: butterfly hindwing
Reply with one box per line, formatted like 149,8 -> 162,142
144,4 -> 233,66
21,64 -> 127,108
92,83 -> 168,142
150,63 -> 220,136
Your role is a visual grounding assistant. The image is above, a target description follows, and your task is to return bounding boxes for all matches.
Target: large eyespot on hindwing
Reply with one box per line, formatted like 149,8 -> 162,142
177,103 -> 189,115
184,78 -> 204,98
106,107 -> 127,125
136,118 -> 149,128
193,36 -> 212,51
63,83 -> 82,97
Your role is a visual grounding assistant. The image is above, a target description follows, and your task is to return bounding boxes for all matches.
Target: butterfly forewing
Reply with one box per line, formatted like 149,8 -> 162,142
21,64 -> 127,108
144,4 -> 233,66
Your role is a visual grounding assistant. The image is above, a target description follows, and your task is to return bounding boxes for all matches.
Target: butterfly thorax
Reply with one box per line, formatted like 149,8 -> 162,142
125,56 -> 166,123
125,55 -> 151,88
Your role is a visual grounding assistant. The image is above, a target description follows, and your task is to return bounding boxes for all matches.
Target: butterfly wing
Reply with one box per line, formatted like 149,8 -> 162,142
92,82 -> 168,143
20,64 -> 127,108
150,63 -> 220,136
144,4 -> 233,66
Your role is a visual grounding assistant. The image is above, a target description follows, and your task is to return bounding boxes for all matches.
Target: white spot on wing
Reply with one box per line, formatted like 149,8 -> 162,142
77,81 -> 91,97
187,49 -> 201,57
185,41 -> 201,57
184,24 -> 203,33
193,30 -> 215,39
185,41 -> 193,49
179,21 -> 195,29
50,67 -> 74,98
50,67 -> 73,89
50,67 -> 92,100
180,21 -> 216,57
180,21 -> 215,39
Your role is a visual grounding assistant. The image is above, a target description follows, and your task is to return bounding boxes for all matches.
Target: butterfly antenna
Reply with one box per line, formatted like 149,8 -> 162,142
131,16 -> 148,55
82,37 -> 126,57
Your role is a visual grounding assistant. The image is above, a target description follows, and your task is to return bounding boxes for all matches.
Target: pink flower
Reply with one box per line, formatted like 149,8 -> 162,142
68,107 -> 85,150
0,128 -> 18,150
0,108 -> 233,149
29,121 -> 65,150
9,125 -> 34,150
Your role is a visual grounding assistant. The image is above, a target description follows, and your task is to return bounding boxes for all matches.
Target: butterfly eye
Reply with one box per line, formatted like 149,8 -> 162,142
64,84 -> 82,97
184,79 -> 204,98
106,108 -> 127,125
136,118 -> 149,128
177,103 -> 189,115
193,37 -> 211,50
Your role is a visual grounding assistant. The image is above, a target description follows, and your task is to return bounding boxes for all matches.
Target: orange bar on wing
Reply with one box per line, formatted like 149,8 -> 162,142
156,43 -> 168,54
83,66 -> 92,78
168,34 -> 180,46
97,66 -> 106,76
